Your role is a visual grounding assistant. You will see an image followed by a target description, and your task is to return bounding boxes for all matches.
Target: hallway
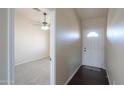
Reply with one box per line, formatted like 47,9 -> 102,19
68,65 -> 109,85
56,8 -> 108,85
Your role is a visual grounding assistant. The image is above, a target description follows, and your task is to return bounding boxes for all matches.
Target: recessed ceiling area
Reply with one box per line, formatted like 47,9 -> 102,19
76,8 -> 108,20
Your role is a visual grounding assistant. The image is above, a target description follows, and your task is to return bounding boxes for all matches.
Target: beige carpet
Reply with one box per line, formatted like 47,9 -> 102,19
15,58 -> 50,85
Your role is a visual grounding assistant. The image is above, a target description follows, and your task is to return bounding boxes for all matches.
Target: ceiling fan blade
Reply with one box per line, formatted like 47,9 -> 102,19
33,8 -> 41,12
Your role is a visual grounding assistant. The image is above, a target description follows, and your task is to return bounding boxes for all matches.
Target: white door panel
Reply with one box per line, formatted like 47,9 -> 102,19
82,25 -> 105,69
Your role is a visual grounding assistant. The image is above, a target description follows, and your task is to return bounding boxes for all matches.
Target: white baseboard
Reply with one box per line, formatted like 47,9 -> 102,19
106,70 -> 112,85
64,64 -> 81,85
15,56 -> 50,66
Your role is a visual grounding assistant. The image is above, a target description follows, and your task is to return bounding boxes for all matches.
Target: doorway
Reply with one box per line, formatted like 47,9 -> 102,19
9,8 -> 56,85
82,18 -> 106,69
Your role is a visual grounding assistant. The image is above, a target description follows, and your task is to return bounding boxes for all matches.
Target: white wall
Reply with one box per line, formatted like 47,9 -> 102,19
0,9 -> 14,84
0,9 -> 8,84
82,17 -> 107,69
15,11 -> 50,65
56,8 -> 82,85
106,9 -> 124,84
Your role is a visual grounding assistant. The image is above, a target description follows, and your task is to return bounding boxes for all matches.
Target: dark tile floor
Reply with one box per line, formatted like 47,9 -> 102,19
68,65 -> 109,85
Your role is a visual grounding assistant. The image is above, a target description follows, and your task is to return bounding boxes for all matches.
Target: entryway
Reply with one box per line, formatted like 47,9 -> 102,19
66,9 -> 109,85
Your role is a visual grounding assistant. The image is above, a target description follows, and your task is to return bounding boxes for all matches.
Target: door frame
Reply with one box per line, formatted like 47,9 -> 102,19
49,8 -> 56,85
7,8 -> 56,85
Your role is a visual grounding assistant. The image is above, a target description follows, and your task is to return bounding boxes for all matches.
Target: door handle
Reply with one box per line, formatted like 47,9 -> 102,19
84,48 -> 86,52
50,57 -> 52,61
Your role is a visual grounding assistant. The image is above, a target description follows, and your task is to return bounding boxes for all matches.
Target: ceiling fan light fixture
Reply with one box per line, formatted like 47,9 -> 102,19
41,12 -> 50,31
41,25 -> 49,31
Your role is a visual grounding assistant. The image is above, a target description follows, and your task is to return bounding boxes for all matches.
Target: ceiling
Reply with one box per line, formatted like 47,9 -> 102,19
16,8 -> 50,23
76,8 -> 108,20
16,8 -> 107,23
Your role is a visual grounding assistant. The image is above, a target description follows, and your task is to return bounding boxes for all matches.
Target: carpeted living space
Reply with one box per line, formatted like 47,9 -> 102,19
15,58 -> 50,85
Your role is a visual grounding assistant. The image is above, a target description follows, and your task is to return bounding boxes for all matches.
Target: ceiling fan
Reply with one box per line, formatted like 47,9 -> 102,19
33,8 -> 50,31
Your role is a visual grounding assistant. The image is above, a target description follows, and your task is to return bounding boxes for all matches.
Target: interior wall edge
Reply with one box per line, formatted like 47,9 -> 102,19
106,69 -> 112,85
64,64 -> 82,85
7,8 -> 15,85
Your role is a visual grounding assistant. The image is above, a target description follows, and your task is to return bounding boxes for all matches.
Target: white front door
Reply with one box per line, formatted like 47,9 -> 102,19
82,25 -> 105,69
